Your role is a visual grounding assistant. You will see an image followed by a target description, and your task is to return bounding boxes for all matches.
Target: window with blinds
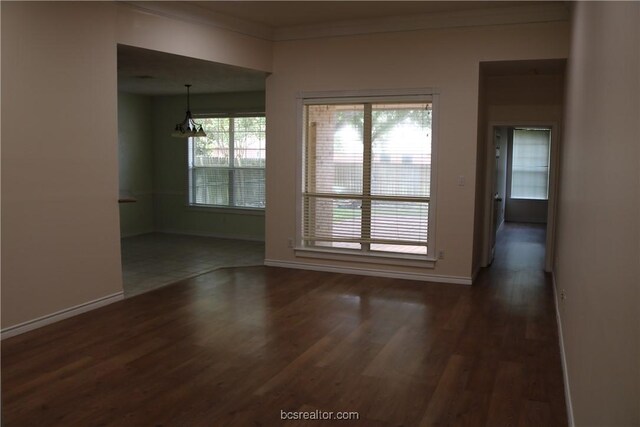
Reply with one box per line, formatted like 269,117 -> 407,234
188,116 -> 265,209
511,128 -> 550,200
302,100 -> 433,256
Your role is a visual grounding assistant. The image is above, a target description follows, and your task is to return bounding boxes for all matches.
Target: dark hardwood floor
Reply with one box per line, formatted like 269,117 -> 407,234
1,223 -> 567,426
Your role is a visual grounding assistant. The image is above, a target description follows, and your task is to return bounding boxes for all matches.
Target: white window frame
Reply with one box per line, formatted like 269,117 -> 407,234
187,113 -> 266,212
294,89 -> 439,267
509,127 -> 551,201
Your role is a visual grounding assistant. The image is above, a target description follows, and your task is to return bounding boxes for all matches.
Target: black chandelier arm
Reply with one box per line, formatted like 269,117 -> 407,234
185,84 -> 192,111
178,116 -> 190,128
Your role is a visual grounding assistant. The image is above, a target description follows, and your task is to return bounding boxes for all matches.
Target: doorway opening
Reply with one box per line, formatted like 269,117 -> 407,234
116,44 -> 268,297
476,58 -> 566,276
483,124 -> 558,272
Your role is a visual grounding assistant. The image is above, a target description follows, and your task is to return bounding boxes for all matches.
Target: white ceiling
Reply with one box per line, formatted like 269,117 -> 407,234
192,1 -> 549,29
117,45 -> 267,95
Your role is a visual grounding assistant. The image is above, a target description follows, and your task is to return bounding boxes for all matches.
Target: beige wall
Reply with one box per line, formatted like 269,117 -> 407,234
1,2 -> 272,329
485,74 -> 565,126
267,22 -> 570,279
119,92 -> 155,237
1,2 -> 122,328
555,2 -> 640,426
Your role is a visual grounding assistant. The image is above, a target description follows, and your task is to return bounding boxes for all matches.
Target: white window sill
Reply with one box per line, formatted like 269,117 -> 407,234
294,247 -> 437,268
186,205 -> 265,216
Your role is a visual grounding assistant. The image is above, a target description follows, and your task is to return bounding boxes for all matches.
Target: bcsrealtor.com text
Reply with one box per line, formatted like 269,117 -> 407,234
280,409 -> 360,421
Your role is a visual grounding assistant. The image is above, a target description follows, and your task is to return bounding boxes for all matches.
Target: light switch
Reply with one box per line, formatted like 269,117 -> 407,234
457,175 -> 466,187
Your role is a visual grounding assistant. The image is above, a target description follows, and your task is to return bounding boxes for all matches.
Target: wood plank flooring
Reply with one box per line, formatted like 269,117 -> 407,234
1,223 -> 567,426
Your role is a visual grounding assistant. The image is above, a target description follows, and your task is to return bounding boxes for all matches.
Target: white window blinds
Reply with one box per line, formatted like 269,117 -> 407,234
189,116 -> 265,208
303,101 -> 433,255
511,128 -> 550,200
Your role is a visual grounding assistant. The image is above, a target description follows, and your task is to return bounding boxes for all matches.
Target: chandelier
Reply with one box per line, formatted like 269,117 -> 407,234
171,84 -> 206,138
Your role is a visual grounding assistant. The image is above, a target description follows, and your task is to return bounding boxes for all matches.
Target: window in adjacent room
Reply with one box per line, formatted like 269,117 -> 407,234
510,128 -> 551,200
301,96 -> 436,258
188,115 -> 265,209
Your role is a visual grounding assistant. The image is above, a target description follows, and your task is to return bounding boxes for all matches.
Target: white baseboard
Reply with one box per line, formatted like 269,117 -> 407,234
1,291 -> 124,340
552,273 -> 575,427
264,259 -> 472,285
158,229 -> 265,242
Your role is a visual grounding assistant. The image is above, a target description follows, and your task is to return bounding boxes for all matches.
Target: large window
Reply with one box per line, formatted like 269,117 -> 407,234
188,116 -> 265,209
301,99 -> 435,257
511,128 -> 551,200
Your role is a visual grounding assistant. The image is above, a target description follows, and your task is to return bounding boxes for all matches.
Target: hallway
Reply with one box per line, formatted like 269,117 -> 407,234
493,223 -> 547,271
469,222 -> 566,425
2,225 -> 567,426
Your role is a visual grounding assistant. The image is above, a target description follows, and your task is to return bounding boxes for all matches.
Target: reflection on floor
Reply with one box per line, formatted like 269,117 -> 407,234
495,222 -> 546,270
2,221 -> 567,426
121,233 -> 264,297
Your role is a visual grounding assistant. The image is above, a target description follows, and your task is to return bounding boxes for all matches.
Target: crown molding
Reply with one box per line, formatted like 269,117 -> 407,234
274,3 -> 570,41
119,1 -> 274,41
118,2 -> 569,43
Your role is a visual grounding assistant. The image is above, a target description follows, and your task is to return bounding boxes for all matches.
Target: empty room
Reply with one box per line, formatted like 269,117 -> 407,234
2,1 -> 638,426
117,45 -> 267,297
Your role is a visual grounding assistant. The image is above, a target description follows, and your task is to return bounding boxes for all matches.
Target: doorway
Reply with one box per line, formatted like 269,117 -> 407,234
482,123 -> 559,272
117,44 -> 268,297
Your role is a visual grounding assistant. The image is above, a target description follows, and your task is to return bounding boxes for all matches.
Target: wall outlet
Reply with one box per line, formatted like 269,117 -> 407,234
560,289 -> 566,301
437,250 -> 445,260
287,238 -> 294,248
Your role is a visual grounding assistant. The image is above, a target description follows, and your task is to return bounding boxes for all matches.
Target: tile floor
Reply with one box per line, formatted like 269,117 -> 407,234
120,233 -> 265,297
